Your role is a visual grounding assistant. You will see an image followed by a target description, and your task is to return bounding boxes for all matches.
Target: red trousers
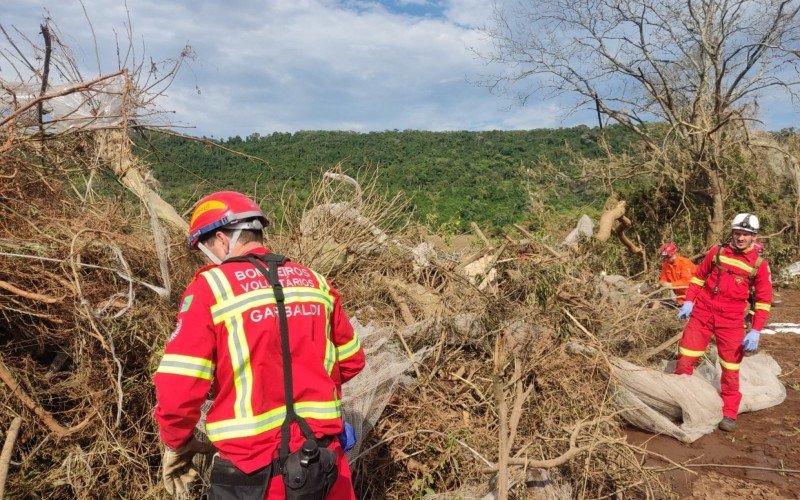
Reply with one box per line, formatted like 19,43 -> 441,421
673,300 -> 746,419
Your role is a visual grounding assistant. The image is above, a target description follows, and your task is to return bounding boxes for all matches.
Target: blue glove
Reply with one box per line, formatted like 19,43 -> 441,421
742,329 -> 760,352
338,421 -> 356,452
677,301 -> 694,319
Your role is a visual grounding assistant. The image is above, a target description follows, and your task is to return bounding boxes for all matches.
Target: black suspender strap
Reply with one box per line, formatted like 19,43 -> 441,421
227,254 -> 317,463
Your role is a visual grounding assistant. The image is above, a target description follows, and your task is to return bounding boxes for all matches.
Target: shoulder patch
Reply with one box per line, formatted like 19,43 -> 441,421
180,294 -> 194,313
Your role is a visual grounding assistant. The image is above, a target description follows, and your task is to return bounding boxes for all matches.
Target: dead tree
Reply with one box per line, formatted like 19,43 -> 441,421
477,0 -> 800,245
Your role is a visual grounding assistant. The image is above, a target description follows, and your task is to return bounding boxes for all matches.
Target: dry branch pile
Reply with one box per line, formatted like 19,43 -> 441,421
273,187 -> 686,497
342,235 -> 680,498
0,135 -> 192,497
0,126 -> 688,498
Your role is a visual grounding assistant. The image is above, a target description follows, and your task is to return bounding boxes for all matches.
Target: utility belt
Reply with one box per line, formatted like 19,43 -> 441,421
204,436 -> 337,500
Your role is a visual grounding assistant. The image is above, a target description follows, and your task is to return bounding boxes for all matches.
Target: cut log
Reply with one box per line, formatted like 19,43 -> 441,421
471,222 -> 491,246
596,201 -> 626,242
615,215 -> 643,253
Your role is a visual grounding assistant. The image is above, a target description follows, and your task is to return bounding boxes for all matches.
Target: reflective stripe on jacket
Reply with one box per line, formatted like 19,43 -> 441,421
685,244 -> 773,331
154,247 -> 365,473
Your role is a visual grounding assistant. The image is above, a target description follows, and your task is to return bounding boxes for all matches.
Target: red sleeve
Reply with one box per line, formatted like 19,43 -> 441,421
751,260 -> 773,331
684,247 -> 716,302
328,282 -> 365,384
153,276 -> 216,449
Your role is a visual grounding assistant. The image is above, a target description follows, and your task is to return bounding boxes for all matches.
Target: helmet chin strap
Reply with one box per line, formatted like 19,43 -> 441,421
198,242 -> 222,265
197,229 -> 242,265
224,229 -> 242,261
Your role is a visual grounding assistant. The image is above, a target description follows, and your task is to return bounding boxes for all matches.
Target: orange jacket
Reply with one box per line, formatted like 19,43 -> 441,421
684,244 -> 773,331
153,248 -> 365,473
659,255 -> 697,303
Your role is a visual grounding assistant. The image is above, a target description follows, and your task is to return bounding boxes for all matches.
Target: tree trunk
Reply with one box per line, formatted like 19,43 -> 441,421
789,155 -> 800,243
95,128 -> 188,232
705,168 -> 726,247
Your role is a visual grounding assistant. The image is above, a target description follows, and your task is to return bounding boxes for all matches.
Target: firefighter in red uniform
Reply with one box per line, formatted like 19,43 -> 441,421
153,191 -> 365,498
673,213 -> 772,432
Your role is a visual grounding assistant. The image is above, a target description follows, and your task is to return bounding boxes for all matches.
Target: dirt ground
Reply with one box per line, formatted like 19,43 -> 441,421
626,288 -> 800,498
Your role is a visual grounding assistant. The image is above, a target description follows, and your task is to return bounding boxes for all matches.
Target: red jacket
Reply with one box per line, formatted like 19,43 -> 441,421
659,255 -> 697,303
154,248 -> 365,473
685,244 -> 773,331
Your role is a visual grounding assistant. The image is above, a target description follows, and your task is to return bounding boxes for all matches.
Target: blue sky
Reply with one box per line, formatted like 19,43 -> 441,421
1,0 -> 796,138
374,0 -> 446,18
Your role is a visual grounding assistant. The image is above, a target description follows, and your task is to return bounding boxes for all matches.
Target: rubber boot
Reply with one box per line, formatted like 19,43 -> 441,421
718,417 -> 736,432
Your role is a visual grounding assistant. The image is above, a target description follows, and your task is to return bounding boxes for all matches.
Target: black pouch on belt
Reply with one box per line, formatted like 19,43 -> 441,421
282,438 -> 338,500
203,455 -> 271,500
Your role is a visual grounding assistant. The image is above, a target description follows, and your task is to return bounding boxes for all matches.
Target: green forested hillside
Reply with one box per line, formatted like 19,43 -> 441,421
135,126 -> 636,233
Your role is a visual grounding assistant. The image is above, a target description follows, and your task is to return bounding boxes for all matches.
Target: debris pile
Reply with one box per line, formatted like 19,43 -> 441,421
0,133 -> 677,498
0,135 -> 186,497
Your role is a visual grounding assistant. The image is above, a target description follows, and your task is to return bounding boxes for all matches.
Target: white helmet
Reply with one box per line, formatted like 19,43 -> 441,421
731,213 -> 759,233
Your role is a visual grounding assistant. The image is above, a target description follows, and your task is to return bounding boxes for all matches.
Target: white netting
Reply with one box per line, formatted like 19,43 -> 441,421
612,357 -> 722,442
561,214 -> 594,247
709,354 -> 786,414
341,318 -> 428,462
1,76 -> 128,134
778,261 -> 800,283
612,353 -> 786,442
146,199 -> 172,298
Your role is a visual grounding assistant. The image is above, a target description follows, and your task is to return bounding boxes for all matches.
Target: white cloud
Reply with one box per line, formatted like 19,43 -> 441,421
0,0 -> 592,137
4,0 -> 794,137
442,0 -> 497,27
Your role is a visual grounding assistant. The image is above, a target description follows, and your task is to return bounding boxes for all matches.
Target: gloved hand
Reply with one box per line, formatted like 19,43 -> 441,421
742,329 -> 761,352
677,301 -> 694,319
162,438 -> 213,496
338,421 -> 356,452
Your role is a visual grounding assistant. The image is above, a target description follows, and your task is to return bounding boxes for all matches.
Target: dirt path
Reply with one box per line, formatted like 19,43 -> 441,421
626,288 -> 800,499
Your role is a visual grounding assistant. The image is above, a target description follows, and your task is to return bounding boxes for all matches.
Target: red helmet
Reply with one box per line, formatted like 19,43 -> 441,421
659,242 -> 677,257
188,191 -> 269,249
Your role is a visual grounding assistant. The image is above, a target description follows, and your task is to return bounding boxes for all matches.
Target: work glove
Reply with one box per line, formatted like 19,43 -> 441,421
338,421 -> 356,452
677,301 -> 694,319
162,438 -> 213,496
742,329 -> 761,352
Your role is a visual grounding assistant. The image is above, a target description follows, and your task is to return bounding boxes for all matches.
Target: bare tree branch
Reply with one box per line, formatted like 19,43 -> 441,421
475,0 -> 800,243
